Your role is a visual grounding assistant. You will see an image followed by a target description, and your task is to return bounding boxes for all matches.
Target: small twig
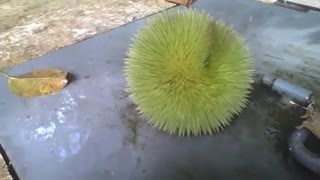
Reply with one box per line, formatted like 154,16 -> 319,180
186,0 -> 192,7
165,0 -> 194,7
289,100 -> 307,110
263,53 -> 284,60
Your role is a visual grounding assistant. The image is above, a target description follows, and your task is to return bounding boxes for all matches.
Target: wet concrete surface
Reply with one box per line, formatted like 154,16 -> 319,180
0,0 -> 320,179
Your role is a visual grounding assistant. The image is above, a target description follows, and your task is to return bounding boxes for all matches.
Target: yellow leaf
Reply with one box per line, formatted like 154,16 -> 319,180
300,103 -> 314,118
0,68 -> 68,97
297,103 -> 320,140
297,118 -> 320,140
300,111 -> 311,118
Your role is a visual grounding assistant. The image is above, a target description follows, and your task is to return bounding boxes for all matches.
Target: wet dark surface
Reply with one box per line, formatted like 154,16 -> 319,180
0,0 -> 320,179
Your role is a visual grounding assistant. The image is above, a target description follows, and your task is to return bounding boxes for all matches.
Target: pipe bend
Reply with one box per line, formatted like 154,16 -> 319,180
289,128 -> 320,176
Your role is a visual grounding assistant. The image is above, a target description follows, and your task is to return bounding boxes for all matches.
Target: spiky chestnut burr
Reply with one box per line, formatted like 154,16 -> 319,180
124,8 -> 255,136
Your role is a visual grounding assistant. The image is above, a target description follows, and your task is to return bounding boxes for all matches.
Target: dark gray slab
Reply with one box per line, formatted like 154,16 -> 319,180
1,0 -> 320,180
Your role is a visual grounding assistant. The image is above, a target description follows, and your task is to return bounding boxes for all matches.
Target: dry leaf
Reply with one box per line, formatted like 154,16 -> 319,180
0,68 -> 68,97
300,103 -> 315,119
165,0 -> 194,6
297,115 -> 320,140
300,112 -> 311,119
297,103 -> 320,140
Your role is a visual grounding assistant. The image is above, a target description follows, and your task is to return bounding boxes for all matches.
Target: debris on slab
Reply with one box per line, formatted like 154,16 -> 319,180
297,103 -> 320,140
0,68 -> 69,98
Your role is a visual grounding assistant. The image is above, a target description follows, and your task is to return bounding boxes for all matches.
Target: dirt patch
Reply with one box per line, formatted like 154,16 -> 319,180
0,0 -> 175,69
120,102 -> 142,146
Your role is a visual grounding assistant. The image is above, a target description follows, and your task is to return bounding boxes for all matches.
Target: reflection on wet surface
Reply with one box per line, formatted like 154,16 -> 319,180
242,83 -> 319,179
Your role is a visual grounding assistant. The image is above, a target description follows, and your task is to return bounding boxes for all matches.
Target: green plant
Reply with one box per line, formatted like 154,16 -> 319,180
124,8 -> 255,136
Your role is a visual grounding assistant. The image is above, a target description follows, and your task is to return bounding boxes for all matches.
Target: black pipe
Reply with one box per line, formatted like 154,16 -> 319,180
288,128 -> 320,176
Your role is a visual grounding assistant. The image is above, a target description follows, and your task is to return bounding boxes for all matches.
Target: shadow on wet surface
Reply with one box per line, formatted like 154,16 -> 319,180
218,82 -> 320,179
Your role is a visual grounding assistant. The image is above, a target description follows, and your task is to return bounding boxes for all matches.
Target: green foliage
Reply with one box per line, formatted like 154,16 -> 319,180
124,8 -> 255,136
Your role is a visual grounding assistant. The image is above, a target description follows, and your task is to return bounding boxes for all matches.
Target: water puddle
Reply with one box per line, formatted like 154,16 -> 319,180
251,82 -> 320,178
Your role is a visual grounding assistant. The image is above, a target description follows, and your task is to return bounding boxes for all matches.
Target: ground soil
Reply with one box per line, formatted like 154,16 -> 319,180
0,0 -> 174,69
0,154 -> 11,180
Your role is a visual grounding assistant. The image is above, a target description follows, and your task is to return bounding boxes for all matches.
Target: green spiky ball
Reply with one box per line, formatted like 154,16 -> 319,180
124,8 -> 255,136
